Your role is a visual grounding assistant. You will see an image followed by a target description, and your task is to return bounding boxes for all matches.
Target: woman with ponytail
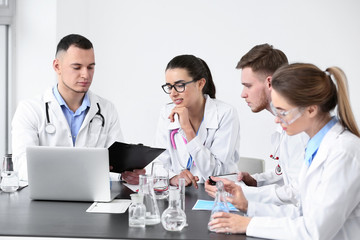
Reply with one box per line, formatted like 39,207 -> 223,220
154,54 -> 240,188
206,63 -> 360,239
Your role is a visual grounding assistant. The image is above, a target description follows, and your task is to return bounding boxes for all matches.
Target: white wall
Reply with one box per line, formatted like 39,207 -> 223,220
0,26 -> 7,159
14,0 -> 360,170
14,0 -> 57,98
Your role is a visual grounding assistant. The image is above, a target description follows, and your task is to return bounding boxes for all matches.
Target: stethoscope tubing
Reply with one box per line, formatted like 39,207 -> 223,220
44,102 -> 105,134
270,130 -> 285,175
45,102 -> 56,134
170,127 -> 197,171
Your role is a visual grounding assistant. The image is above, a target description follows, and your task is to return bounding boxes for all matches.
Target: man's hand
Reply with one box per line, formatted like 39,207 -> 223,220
205,176 -> 248,212
204,177 -> 218,198
237,172 -> 257,187
121,169 -> 146,185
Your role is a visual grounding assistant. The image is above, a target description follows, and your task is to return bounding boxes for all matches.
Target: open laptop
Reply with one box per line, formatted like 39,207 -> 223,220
26,146 -> 119,202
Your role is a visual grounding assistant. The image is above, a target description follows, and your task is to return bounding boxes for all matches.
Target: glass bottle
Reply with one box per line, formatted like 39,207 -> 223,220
138,174 -> 160,225
128,193 -> 146,228
1,154 -> 19,193
208,181 -> 229,232
161,187 -> 186,231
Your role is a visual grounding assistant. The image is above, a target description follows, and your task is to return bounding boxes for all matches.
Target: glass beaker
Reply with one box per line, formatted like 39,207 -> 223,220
128,193 -> 146,228
138,174 -> 160,225
151,162 -> 169,200
208,181 -> 229,232
1,154 -> 19,193
161,186 -> 186,231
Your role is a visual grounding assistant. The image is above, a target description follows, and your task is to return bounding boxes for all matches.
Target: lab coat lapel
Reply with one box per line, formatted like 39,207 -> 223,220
81,91 -> 98,130
43,88 -> 69,132
165,95 -> 218,144
305,122 -> 344,177
198,96 -> 218,145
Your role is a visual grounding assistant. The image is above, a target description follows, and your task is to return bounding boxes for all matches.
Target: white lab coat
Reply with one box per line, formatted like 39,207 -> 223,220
12,88 -> 124,181
252,124 -> 308,188
242,125 -> 308,214
246,122 -> 360,240
154,95 -> 240,182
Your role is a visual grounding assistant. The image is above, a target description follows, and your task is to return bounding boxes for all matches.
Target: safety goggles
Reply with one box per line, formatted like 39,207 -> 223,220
270,102 -> 304,126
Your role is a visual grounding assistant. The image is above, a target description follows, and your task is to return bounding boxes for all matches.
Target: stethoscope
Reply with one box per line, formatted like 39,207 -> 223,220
170,119 -> 203,171
45,102 -> 105,134
170,129 -> 193,170
270,130 -> 285,175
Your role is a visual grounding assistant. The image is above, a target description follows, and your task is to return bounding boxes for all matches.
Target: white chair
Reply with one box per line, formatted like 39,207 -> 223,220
237,156 -> 265,175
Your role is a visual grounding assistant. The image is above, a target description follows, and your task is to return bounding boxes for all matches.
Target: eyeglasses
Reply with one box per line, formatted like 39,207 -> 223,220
161,80 -> 197,94
270,102 -> 304,126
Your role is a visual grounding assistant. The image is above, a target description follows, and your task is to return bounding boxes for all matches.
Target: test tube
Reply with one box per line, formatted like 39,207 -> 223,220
178,178 -> 186,212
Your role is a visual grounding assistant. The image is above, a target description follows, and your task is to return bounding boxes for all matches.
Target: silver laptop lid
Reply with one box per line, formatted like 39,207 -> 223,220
26,146 -> 113,202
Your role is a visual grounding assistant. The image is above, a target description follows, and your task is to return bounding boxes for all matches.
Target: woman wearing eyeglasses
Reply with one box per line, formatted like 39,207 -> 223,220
206,63 -> 360,239
154,54 -> 241,188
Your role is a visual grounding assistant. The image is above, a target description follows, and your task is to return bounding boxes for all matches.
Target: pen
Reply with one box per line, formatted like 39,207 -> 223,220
213,172 -> 238,177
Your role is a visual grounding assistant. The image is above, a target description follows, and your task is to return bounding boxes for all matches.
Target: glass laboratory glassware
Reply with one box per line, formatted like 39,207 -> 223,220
128,193 -> 146,228
138,174 -> 160,225
1,154 -> 19,192
208,181 -> 229,232
161,186 -> 186,231
151,162 -> 169,200
178,178 -> 186,212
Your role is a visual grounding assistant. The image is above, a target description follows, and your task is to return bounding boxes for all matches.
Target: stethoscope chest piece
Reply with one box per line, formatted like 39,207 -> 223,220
275,164 -> 282,175
45,102 -> 56,134
45,124 -> 56,134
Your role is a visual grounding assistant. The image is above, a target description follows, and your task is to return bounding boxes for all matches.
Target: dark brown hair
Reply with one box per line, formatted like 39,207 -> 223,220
166,55 -> 216,98
236,43 -> 288,77
56,34 -> 93,57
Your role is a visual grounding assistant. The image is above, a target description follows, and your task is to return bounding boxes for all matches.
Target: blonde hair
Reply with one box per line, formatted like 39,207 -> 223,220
272,63 -> 360,137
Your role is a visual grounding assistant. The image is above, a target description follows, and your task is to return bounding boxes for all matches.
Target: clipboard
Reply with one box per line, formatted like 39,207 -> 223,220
108,142 -> 165,173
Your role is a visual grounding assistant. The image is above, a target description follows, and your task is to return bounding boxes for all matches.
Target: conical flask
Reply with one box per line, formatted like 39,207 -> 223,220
208,181 -> 230,232
138,174 -> 160,225
161,187 -> 186,231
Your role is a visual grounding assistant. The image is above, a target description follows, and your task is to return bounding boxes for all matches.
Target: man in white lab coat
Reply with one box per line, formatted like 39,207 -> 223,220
234,44 -> 308,215
11,34 -> 144,184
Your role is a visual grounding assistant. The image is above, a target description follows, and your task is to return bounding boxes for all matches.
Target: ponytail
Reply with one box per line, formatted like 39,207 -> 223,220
272,63 -> 360,137
326,67 -> 360,137
198,58 -> 216,98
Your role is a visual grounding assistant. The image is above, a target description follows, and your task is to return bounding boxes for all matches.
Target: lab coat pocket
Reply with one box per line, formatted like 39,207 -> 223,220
87,132 -> 107,147
87,120 -> 107,147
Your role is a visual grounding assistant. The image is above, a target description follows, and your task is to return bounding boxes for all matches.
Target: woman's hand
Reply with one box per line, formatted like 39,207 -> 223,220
208,212 -> 251,234
237,172 -> 257,187
168,106 -> 196,141
170,169 -> 199,189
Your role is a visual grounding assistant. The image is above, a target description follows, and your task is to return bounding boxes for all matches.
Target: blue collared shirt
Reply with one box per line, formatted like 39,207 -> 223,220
304,116 -> 338,167
53,86 -> 90,146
